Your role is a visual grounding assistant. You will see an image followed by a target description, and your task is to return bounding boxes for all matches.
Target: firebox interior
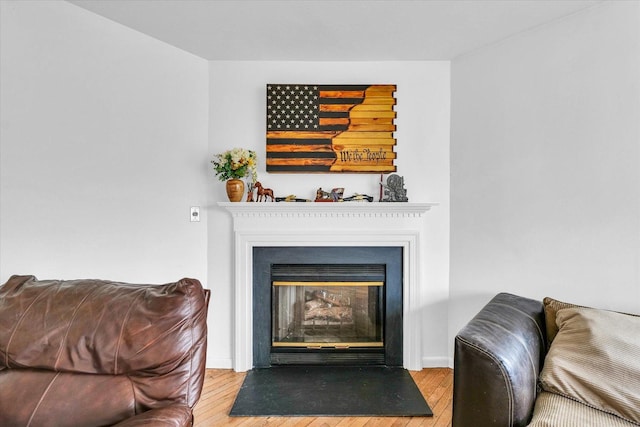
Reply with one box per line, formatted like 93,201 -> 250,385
272,280 -> 384,348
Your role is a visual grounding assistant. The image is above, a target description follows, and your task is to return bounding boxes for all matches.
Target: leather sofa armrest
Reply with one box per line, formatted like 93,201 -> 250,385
111,405 -> 193,427
452,293 -> 546,427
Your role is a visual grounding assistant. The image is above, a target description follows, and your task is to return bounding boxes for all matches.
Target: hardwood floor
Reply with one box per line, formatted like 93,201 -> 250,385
193,368 -> 453,427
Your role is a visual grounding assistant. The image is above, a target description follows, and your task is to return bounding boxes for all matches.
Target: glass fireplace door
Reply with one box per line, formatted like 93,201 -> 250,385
272,281 -> 384,348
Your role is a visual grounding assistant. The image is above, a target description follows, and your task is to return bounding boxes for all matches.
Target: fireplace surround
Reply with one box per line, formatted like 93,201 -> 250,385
220,202 -> 436,372
253,246 -> 402,367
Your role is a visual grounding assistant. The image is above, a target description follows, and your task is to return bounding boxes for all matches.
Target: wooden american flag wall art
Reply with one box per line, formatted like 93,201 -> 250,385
266,84 -> 397,173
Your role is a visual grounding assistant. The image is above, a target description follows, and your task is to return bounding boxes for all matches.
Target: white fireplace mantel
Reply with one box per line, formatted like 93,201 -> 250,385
219,201 -> 436,218
219,202 -> 437,372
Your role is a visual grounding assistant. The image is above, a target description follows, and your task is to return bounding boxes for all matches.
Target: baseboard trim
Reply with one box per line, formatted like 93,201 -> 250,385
421,356 -> 451,369
206,358 -> 233,369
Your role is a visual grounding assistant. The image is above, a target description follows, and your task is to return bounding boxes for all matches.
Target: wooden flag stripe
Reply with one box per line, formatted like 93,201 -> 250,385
317,85 -> 370,90
319,118 -> 350,125
365,85 -> 396,95
267,131 -> 396,145
266,165 -> 332,173
320,90 -> 365,98
330,164 -> 397,172
348,123 -> 396,131
333,131 -> 394,139
350,104 -> 395,112
365,90 -> 396,96
348,116 -> 396,131
267,158 -> 336,166
266,151 -> 336,159
319,111 -> 350,119
266,144 -> 334,153
362,97 -> 396,105
350,110 -> 396,119
318,97 -> 362,105
267,131 -> 338,139
350,117 -> 395,124
320,104 -> 354,112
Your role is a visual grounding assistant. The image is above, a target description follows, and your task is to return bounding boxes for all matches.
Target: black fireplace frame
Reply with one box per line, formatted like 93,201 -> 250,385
253,246 -> 403,368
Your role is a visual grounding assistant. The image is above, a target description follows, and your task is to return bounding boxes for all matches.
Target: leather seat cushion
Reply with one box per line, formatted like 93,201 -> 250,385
0,369 -> 135,427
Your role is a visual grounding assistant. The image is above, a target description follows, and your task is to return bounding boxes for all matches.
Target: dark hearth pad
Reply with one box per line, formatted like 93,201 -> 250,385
229,366 -> 433,417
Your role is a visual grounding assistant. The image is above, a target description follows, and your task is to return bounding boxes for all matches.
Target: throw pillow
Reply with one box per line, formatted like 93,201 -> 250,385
543,297 -> 639,344
539,306 -> 640,425
542,297 -> 583,344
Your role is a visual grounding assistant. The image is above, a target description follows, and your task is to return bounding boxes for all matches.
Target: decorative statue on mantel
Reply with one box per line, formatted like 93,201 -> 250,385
315,187 -> 344,202
254,182 -> 274,202
246,183 -> 255,202
380,174 -> 408,202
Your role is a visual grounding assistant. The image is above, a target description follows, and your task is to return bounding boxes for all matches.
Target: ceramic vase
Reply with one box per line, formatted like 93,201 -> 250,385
225,179 -> 245,202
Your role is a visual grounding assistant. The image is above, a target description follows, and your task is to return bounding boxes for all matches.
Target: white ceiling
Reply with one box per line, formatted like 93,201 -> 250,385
67,0 -> 602,61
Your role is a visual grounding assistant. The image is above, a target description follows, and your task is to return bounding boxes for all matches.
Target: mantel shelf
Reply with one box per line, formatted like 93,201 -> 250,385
218,201 -> 438,218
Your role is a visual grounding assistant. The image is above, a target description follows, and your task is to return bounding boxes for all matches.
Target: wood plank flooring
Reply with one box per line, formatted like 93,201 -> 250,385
193,368 -> 453,427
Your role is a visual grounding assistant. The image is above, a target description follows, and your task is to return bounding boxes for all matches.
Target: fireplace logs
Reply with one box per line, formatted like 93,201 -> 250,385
304,290 -> 354,323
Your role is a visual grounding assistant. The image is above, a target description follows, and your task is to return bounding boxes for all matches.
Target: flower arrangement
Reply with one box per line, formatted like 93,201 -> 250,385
211,148 -> 258,183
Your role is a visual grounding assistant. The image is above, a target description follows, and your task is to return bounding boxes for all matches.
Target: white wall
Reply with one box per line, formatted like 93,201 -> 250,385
0,1 -> 209,284
450,0 -> 640,361
207,61 -> 451,368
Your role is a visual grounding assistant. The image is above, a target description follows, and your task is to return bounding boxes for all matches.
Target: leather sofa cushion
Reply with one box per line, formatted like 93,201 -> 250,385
0,369 -> 134,427
539,306 -> 640,425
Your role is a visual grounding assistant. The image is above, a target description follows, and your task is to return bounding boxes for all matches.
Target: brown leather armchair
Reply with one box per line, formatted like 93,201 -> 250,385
0,275 -> 210,427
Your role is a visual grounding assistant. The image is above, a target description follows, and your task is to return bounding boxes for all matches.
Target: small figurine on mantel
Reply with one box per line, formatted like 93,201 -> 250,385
254,182 -> 274,202
380,174 -> 408,202
275,195 -> 312,202
315,187 -> 344,202
245,183 -> 255,202
343,194 -> 374,202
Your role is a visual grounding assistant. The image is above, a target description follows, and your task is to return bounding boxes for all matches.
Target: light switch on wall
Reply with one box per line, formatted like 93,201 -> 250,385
190,206 -> 200,222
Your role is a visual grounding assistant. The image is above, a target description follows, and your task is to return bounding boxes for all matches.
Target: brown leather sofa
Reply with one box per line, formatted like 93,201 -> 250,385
0,275 -> 210,427
452,293 -> 546,427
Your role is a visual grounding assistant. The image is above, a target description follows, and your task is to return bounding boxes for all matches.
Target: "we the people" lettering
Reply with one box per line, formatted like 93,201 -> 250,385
339,148 -> 388,164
